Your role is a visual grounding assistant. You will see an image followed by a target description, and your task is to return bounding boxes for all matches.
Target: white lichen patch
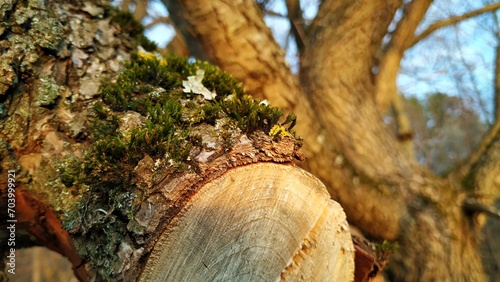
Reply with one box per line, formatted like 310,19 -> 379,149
149,87 -> 166,98
259,99 -> 270,106
182,70 -> 216,100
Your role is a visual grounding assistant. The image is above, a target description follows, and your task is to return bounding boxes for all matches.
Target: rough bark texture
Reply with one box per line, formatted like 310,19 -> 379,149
0,0 -> 136,279
163,0 -> 500,280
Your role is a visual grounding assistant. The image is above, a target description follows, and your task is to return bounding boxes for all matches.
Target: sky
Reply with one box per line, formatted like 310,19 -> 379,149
399,1 -> 497,122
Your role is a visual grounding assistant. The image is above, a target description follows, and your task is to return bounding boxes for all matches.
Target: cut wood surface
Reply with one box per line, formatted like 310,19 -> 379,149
140,163 -> 355,281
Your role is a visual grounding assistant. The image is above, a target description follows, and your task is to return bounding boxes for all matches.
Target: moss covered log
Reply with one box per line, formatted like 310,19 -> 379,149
56,52 -> 301,280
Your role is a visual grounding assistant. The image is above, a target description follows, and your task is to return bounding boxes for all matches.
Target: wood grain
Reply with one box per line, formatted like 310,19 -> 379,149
141,163 -> 354,281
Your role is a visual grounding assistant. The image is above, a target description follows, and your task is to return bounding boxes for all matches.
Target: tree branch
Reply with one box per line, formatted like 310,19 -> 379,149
120,0 -> 132,12
494,12 -> 500,124
303,0 -> 423,184
374,0 -> 432,113
133,0 -> 148,22
409,2 -> 500,48
300,0 -> 445,238
143,16 -> 171,29
285,0 -> 306,55
455,127 -> 500,212
463,198 -> 500,220
161,0 -> 211,61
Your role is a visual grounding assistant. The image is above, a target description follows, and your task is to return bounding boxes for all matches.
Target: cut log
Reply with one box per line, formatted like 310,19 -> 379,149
140,163 -> 354,281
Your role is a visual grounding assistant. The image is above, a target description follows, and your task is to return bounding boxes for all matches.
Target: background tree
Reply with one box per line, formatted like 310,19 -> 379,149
1,0 -> 500,281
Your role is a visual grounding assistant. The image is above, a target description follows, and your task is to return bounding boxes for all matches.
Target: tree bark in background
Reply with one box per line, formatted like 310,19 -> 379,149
165,0 -> 500,280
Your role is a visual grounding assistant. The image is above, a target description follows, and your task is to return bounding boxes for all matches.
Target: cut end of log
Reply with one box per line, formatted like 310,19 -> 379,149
140,163 -> 355,281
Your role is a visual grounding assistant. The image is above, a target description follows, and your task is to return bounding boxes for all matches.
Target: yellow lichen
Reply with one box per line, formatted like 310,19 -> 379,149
137,51 -> 167,66
269,124 -> 292,138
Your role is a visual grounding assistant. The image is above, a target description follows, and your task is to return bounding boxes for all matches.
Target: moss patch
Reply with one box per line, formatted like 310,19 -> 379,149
61,52 -> 297,279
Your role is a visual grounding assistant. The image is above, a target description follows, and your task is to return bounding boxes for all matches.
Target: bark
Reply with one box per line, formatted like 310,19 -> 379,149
163,0 -> 499,280
391,93 -> 414,157
0,0 -> 354,280
284,0 -> 306,55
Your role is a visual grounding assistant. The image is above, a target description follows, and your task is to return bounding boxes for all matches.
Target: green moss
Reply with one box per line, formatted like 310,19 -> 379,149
375,240 -> 399,261
61,52 -> 297,279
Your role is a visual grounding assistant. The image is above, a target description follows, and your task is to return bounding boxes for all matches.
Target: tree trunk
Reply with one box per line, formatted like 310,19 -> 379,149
0,0 -> 354,280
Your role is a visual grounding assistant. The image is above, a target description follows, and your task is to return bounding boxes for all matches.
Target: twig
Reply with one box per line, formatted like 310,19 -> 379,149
410,2 -> 500,47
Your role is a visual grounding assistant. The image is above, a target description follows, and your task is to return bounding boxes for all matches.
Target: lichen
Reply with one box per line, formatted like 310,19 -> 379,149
29,16 -> 64,50
269,124 -> 293,138
0,61 -> 17,95
1,0 -> 69,78
35,76 -> 64,106
60,52 -> 298,280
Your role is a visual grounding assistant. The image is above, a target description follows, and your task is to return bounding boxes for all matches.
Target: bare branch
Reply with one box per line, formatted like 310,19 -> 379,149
374,0 -> 432,113
285,0 -> 306,55
263,10 -> 286,18
133,0 -> 148,22
410,2 -> 500,47
120,0 -> 132,11
463,198 -> 500,220
144,16 -> 171,29
452,25 -> 492,125
494,13 -> 500,123
450,122 -> 500,183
